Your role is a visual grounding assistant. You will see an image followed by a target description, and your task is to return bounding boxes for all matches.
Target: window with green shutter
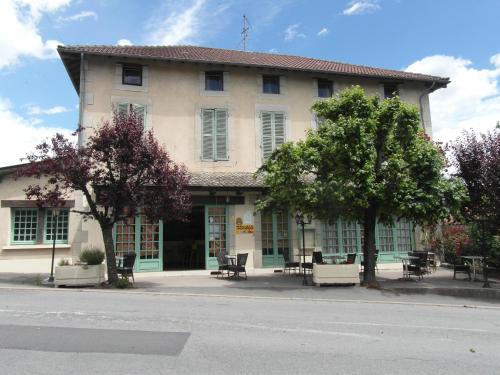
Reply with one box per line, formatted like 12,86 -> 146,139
117,103 -> 145,128
11,208 -> 38,244
44,209 -> 69,244
201,109 -> 228,161
261,111 -> 286,160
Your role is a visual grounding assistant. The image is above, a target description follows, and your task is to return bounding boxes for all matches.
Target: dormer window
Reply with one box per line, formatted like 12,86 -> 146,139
263,75 -> 280,94
205,71 -> 224,91
384,83 -> 399,99
317,79 -> 333,98
122,64 -> 143,86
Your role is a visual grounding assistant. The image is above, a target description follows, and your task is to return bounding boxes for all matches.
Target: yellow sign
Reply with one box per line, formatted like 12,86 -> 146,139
236,224 -> 255,234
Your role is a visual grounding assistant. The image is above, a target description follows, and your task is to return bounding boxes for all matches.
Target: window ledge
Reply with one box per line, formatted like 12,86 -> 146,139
3,244 -> 71,250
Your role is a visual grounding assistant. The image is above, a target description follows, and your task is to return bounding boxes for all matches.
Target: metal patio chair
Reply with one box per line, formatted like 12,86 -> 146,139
228,253 -> 248,280
216,251 -> 229,279
282,250 -> 300,275
117,252 -> 136,284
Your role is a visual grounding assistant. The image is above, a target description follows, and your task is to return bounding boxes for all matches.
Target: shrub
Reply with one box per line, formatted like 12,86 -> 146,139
79,248 -> 105,265
114,278 -> 130,289
58,258 -> 70,266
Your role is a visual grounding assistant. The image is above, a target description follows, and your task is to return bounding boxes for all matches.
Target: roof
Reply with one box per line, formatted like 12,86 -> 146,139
189,172 -> 264,190
57,45 -> 450,93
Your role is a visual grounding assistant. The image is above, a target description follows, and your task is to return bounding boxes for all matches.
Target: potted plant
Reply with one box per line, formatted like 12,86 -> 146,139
54,248 -> 106,287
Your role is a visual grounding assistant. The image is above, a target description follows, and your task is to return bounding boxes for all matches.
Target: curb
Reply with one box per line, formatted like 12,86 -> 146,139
386,286 -> 500,301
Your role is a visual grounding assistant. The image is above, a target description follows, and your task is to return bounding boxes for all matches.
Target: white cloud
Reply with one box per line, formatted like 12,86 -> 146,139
343,0 -> 380,16
57,10 -> 97,23
284,24 -> 306,41
148,0 -> 206,45
27,105 -> 70,115
0,98 -> 74,167
406,53 -> 500,144
269,48 -> 279,53
317,27 -> 329,37
117,39 -> 132,46
0,0 -> 70,69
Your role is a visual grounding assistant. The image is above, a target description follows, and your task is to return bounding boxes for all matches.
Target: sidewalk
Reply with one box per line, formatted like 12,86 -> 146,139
1,267 -> 498,304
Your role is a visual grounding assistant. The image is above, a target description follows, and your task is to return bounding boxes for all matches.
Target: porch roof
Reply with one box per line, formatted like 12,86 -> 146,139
189,172 -> 264,191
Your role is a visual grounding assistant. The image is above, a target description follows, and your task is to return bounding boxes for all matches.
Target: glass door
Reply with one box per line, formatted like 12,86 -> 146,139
261,211 -> 290,268
114,214 -> 163,272
205,206 -> 227,269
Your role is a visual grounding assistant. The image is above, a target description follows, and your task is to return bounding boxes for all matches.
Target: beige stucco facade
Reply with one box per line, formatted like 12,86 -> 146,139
0,52 -> 435,273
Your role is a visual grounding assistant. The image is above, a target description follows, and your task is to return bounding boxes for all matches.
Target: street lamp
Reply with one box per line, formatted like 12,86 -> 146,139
47,207 -> 61,283
295,211 -> 312,286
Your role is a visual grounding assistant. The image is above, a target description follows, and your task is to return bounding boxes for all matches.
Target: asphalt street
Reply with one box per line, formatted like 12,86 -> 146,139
0,288 -> 499,375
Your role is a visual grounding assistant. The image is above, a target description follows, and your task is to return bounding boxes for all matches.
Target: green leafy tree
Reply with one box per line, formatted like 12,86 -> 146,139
256,86 -> 465,285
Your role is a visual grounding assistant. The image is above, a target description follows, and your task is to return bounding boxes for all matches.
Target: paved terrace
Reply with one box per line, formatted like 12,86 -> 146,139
0,268 -> 499,305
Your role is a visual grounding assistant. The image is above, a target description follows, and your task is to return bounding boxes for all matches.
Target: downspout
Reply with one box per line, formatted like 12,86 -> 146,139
418,81 -> 436,136
78,52 -> 85,148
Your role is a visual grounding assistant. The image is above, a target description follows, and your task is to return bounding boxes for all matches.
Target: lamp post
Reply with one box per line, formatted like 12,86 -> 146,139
47,208 -> 61,283
295,211 -> 311,286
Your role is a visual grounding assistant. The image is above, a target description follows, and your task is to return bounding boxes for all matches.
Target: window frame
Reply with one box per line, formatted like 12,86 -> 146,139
261,110 -> 286,161
122,64 -> 143,86
205,71 -> 224,91
43,209 -> 70,245
383,83 -> 399,99
317,79 -> 333,98
11,208 -> 39,245
262,75 -> 280,94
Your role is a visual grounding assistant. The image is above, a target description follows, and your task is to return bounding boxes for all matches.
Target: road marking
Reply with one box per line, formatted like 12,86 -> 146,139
324,321 -> 491,334
0,286 -> 499,310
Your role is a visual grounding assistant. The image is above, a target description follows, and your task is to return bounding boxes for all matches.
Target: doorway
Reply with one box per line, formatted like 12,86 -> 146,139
163,206 -> 205,270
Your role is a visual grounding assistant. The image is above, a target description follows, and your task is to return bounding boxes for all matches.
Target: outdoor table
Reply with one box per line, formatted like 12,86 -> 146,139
225,255 -> 238,279
427,251 -> 437,272
394,255 -> 419,280
461,256 -> 484,281
116,256 -> 124,268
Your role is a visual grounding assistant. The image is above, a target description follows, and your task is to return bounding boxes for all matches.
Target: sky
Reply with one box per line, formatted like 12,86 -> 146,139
0,0 -> 499,167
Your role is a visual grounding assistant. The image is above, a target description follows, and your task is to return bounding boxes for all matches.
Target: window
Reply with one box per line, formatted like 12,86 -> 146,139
396,218 -> 413,252
44,209 -> 69,244
261,111 -> 285,160
122,65 -> 142,86
384,83 -> 399,99
201,109 -> 228,161
377,222 -> 394,251
314,114 -> 326,129
263,75 -> 280,94
342,221 -> 358,253
11,208 -> 38,244
11,208 -> 70,245
205,71 -> 224,91
322,221 -> 340,253
117,103 -> 145,127
317,79 -> 333,98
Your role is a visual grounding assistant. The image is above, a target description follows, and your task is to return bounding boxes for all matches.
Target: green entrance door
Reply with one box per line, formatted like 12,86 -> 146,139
114,214 -> 163,272
205,205 -> 228,270
261,211 -> 290,268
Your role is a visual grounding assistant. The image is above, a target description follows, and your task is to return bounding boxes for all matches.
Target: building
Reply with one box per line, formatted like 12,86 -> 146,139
0,46 -> 449,273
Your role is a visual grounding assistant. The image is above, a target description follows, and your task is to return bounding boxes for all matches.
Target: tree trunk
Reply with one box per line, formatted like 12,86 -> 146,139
362,208 -> 378,287
101,224 -> 118,284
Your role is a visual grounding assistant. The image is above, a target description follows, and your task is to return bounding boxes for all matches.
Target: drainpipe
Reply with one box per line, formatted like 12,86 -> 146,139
78,52 -> 85,148
418,81 -> 436,136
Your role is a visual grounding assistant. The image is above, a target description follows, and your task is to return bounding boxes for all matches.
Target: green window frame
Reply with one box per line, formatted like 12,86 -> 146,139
322,220 -> 340,254
44,209 -> 69,244
261,111 -> 286,160
117,102 -> 146,128
11,208 -> 38,244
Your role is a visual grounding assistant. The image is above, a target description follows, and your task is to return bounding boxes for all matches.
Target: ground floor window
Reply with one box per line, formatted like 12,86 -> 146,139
11,207 -> 69,245
261,210 -> 290,267
321,217 -> 414,254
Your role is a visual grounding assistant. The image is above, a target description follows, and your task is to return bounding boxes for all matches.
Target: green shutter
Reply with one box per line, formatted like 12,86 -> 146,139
274,112 -> 285,148
202,109 -> 214,160
215,109 -> 228,160
132,104 -> 146,129
117,103 -> 129,116
261,111 -> 273,160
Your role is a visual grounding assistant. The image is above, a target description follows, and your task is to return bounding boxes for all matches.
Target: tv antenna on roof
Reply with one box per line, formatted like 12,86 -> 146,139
240,15 -> 250,51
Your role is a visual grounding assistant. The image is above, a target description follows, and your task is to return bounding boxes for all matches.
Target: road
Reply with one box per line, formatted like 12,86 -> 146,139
0,288 -> 499,375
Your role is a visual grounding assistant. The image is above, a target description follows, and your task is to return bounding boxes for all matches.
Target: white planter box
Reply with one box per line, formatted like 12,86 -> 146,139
313,264 -> 360,286
54,264 -> 106,287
